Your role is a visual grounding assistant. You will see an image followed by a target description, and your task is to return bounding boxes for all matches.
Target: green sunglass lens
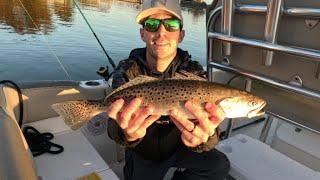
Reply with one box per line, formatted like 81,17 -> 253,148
144,19 -> 160,32
164,19 -> 181,31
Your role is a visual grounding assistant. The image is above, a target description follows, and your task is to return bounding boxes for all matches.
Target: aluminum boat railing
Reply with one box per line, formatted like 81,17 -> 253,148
206,0 -> 320,140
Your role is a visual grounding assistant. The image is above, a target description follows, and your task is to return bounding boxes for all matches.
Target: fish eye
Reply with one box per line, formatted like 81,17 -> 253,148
248,101 -> 257,107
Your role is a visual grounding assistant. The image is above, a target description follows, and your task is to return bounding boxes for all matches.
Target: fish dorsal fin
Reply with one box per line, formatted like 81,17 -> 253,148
172,70 -> 207,81
107,75 -> 158,98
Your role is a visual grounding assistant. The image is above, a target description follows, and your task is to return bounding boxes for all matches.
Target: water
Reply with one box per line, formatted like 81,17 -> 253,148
0,0 -> 212,81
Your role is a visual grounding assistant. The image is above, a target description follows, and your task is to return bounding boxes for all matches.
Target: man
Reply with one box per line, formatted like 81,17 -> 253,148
107,0 -> 230,179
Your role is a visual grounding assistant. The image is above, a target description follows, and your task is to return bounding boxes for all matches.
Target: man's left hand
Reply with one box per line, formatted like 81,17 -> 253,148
169,101 -> 225,147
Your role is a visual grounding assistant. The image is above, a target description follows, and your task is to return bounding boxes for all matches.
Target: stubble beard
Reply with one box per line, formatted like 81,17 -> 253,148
147,47 -> 178,72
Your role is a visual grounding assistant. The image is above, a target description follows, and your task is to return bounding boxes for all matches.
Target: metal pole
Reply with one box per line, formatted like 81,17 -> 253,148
316,63 -> 320,79
208,32 -> 320,62
259,115 -> 273,142
263,0 -> 283,66
225,118 -> 234,139
206,6 -> 222,80
222,0 -> 234,56
245,78 -> 252,92
236,5 -> 320,18
209,62 -> 320,99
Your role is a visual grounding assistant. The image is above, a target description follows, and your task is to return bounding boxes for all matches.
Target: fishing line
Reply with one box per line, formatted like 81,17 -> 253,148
16,0 -> 72,80
72,0 -> 116,69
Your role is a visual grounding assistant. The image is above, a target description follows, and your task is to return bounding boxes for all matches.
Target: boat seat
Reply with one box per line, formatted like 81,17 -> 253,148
1,80 -> 119,179
0,107 -> 38,180
0,84 -> 20,123
25,116 -> 119,180
271,122 -> 320,171
216,134 -> 320,180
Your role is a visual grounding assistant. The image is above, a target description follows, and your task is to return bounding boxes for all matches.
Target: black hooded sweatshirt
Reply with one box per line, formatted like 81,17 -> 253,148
107,48 -> 220,162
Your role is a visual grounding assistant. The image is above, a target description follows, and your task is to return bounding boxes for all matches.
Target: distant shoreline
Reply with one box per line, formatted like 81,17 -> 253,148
116,0 -> 208,9
117,0 -> 142,3
181,0 -> 207,10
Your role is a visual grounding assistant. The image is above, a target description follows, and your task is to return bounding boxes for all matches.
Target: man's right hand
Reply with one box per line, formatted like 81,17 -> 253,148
106,98 -> 161,142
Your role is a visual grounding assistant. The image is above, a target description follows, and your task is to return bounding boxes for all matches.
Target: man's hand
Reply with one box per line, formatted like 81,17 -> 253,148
169,101 -> 225,147
107,98 -> 161,142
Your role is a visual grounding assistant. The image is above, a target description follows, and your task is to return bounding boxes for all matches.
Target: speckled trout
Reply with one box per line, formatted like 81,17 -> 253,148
52,75 -> 266,130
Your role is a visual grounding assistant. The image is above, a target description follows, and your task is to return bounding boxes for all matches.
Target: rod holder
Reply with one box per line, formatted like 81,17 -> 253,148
288,75 -> 303,87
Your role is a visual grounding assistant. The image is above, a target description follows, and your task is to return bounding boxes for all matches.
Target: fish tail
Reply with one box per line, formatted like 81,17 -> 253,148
51,100 -> 105,130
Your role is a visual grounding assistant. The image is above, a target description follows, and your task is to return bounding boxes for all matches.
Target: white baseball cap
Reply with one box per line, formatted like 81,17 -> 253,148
136,0 -> 183,24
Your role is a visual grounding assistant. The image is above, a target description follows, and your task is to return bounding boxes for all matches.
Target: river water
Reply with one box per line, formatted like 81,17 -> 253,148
0,0 -> 212,81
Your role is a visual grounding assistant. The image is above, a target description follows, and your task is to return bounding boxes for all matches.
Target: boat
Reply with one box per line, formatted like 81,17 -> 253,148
1,0 -> 320,179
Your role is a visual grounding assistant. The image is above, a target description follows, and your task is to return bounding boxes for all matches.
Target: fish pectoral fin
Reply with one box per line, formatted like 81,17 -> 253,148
214,97 -> 234,118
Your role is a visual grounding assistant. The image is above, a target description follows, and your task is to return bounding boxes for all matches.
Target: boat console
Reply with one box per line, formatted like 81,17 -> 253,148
207,0 -> 320,179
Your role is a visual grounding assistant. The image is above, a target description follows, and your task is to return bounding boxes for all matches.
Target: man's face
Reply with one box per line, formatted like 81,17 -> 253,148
140,13 -> 185,60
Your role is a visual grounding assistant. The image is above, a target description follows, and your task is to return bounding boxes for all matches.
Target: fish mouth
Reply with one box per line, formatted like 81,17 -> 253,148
247,102 -> 266,118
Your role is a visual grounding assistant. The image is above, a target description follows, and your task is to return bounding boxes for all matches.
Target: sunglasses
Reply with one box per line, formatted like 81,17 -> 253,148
143,18 -> 182,32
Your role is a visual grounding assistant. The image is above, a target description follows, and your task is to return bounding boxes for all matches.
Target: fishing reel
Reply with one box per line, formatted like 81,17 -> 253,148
96,66 -> 112,81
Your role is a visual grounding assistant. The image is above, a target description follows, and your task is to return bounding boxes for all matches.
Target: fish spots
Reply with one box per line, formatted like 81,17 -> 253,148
109,79 -> 224,111
146,85 -> 152,90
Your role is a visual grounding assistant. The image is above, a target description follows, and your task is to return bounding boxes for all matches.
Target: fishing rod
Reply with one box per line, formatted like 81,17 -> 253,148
72,0 -> 116,69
